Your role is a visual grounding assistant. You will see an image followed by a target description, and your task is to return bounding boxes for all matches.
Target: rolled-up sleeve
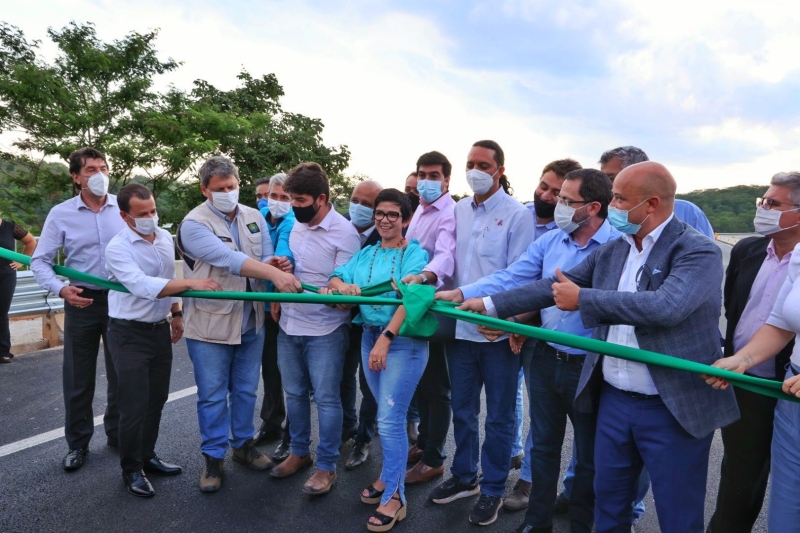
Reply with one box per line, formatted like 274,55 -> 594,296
180,220 -> 249,275
30,213 -> 67,296
105,241 -> 170,301
766,275 -> 795,331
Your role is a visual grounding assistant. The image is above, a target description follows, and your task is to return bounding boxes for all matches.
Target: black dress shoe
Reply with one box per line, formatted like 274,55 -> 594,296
123,471 -> 155,498
271,441 -> 291,463
143,456 -> 183,476
345,441 -> 370,470
254,423 -> 282,445
63,448 -> 88,471
107,439 -> 118,448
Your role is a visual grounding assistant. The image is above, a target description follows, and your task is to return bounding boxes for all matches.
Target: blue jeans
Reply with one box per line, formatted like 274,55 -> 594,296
519,345 -> 534,483
564,459 -> 648,521
361,328 -> 428,505
186,327 -> 264,459
447,339 -> 520,498
768,364 -> 800,532
513,367 -> 526,457
525,343 -> 595,532
594,383 -> 712,533
277,324 -> 348,471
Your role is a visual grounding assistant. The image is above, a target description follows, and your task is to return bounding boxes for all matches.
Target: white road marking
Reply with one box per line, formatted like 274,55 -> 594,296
0,386 -> 197,458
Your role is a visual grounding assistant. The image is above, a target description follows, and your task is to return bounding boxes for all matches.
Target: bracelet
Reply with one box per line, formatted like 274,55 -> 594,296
510,316 -> 520,323
171,311 -> 183,318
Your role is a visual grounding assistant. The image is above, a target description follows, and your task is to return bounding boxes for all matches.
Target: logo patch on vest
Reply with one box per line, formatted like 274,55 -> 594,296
247,222 -> 260,234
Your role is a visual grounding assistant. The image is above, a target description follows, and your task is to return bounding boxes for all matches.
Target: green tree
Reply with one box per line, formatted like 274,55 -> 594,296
678,184 -> 766,233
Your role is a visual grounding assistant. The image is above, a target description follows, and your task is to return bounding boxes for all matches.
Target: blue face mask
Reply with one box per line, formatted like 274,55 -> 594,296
257,198 -> 268,210
417,179 -> 443,204
607,197 -> 651,234
349,202 -> 375,228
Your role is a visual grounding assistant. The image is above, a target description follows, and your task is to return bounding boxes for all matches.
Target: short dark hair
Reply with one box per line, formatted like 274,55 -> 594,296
416,151 -> 452,178
563,169 -> 613,218
117,183 -> 153,214
68,147 -> 107,175
255,176 -> 271,187
199,156 -> 239,187
472,140 -> 513,195
374,188 -> 412,222
541,158 -> 582,178
599,146 -> 649,168
283,162 -> 330,201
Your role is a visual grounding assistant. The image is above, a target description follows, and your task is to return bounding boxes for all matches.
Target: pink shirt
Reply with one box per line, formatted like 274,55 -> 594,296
734,240 -> 793,378
406,192 -> 456,289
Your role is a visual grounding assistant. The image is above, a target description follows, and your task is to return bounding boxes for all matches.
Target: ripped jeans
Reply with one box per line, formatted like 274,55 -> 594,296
361,326 -> 428,505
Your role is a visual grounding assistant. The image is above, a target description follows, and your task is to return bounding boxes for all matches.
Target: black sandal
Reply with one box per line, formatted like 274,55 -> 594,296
367,495 -> 406,532
360,484 -> 385,504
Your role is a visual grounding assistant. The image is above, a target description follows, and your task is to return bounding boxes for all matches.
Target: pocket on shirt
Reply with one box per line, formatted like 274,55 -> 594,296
195,298 -> 236,315
245,233 -> 263,259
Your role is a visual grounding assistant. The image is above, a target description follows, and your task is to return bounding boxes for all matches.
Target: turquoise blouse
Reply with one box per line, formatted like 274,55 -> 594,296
331,239 -> 428,327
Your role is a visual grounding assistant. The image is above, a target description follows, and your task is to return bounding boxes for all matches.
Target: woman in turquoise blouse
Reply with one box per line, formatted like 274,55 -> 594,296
324,188 -> 428,532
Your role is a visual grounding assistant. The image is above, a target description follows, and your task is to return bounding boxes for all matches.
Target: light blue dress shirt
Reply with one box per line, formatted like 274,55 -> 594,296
674,199 -> 714,238
525,202 -> 559,241
180,201 -> 274,333
331,240 -> 428,327
454,188 -> 535,342
462,220 -> 622,353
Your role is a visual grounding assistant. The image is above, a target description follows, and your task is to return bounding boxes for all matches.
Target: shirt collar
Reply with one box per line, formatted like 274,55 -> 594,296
421,192 -> 453,213
76,192 -> 116,211
531,205 -> 558,229
562,219 -> 615,248
622,214 -> 674,250
471,187 -> 506,211
123,224 -> 164,244
308,203 -> 335,231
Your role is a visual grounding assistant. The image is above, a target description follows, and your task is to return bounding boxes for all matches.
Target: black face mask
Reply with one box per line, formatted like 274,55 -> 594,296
293,199 -> 320,224
406,191 -> 420,213
533,194 -> 556,219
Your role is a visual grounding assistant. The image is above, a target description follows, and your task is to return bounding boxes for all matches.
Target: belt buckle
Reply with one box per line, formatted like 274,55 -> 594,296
555,350 -> 568,362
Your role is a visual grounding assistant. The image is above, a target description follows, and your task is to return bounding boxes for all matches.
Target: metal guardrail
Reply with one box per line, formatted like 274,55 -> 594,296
715,233 -> 757,245
10,271 -> 65,318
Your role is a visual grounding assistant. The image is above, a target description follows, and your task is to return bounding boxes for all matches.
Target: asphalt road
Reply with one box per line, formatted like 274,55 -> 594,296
0,241 -> 768,533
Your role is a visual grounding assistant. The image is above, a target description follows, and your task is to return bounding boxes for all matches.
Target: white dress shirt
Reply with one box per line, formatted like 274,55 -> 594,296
280,205 -> 360,336
31,194 -> 127,295
359,225 -> 376,247
105,226 -> 179,323
603,214 -> 674,395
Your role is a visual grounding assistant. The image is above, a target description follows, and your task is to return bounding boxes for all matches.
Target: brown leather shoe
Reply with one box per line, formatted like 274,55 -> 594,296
270,453 -> 312,479
407,444 -> 423,464
232,438 -> 273,471
302,469 -> 337,495
405,460 -> 444,485
503,479 -> 531,511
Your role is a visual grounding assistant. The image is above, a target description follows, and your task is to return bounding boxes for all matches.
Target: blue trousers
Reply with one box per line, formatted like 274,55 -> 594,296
361,328 -> 428,505
447,339 -> 520,498
277,324 -> 349,471
186,327 -> 264,459
594,383 -> 712,533
768,364 -> 800,532
564,458 -> 648,521
518,346 -> 534,482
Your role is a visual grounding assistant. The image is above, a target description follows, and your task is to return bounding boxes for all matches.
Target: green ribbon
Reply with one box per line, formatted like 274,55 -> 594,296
6,246 -> 795,403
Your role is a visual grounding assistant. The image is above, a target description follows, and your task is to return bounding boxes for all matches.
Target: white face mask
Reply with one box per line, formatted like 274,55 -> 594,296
754,205 -> 800,235
466,168 -> 498,195
268,198 -> 292,219
554,202 -> 590,234
86,172 -> 109,196
211,189 -> 239,213
128,214 -> 159,235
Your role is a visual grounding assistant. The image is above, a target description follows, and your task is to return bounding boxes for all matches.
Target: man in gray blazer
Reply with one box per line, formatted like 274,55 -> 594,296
458,162 -> 739,533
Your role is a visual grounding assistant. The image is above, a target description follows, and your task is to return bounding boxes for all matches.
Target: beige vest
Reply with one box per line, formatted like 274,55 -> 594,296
179,202 -> 266,344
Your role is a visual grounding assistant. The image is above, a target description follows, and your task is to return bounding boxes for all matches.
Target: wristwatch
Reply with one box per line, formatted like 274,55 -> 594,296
382,329 -> 396,341
171,311 -> 184,318
419,272 -> 430,284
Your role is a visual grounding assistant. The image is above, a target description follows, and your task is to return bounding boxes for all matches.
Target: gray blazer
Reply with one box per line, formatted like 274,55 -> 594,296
493,217 -> 739,438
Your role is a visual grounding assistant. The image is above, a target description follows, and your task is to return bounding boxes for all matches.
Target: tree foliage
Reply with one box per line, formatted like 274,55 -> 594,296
677,184 -> 766,233
0,22 -> 352,228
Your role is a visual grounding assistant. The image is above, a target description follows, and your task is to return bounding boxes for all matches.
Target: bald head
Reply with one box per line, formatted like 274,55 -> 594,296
351,180 -> 383,209
615,162 -> 676,206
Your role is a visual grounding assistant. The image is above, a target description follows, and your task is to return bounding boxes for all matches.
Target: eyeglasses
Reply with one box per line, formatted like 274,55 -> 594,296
557,196 -> 590,208
374,210 -> 401,222
756,197 -> 800,210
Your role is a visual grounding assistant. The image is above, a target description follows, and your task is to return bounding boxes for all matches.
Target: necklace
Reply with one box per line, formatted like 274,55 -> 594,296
366,241 -> 408,311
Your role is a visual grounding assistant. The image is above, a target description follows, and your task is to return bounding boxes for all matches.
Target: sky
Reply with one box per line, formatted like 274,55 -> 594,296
5,0 -> 800,199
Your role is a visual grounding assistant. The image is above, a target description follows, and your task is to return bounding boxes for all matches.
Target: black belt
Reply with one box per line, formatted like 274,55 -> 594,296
109,317 -> 170,330
363,325 -> 383,332
543,343 -> 586,365
608,383 -> 660,400
73,286 -> 110,296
